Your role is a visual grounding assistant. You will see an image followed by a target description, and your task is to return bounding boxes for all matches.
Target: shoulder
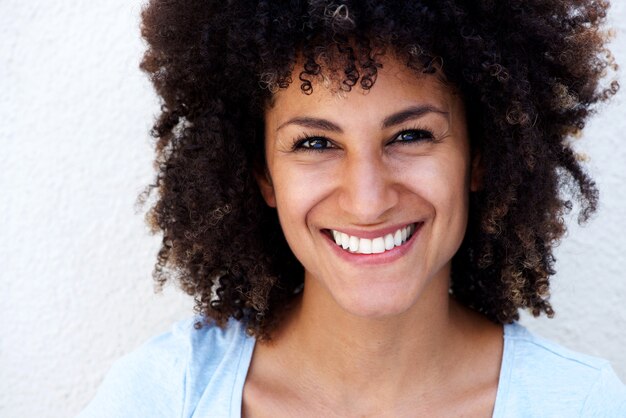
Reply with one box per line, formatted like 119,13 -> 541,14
494,323 -> 626,417
77,317 -> 254,418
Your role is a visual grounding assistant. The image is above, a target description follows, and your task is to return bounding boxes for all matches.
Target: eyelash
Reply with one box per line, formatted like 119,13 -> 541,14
291,134 -> 335,153
291,127 -> 436,152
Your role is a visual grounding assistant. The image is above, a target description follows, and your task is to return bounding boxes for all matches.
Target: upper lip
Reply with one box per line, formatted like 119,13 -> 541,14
324,222 -> 420,239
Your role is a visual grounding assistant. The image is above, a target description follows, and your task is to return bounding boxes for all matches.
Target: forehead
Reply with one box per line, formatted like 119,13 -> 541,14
266,55 -> 462,124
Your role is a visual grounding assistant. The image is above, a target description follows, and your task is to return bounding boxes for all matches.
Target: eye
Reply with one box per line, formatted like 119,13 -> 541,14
392,129 -> 435,144
293,136 -> 335,151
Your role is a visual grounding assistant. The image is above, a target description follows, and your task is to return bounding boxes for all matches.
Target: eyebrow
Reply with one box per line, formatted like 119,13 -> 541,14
381,105 -> 449,128
275,104 -> 449,133
277,117 -> 343,133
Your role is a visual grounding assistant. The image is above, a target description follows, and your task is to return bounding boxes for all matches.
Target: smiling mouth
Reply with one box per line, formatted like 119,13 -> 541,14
326,223 -> 420,255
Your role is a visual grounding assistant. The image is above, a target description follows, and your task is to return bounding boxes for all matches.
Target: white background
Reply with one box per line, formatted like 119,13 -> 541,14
1,1 -> 624,417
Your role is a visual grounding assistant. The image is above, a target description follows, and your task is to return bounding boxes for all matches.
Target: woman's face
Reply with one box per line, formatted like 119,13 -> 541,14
260,57 -> 480,318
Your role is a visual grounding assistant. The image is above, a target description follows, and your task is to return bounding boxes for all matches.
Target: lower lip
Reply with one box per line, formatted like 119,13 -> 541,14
323,223 -> 422,266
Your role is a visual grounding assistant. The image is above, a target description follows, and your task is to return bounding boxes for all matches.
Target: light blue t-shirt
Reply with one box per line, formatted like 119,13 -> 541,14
78,318 -> 626,417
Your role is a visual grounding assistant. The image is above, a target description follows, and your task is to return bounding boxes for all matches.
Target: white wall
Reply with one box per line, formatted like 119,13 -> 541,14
1,1 -> 624,417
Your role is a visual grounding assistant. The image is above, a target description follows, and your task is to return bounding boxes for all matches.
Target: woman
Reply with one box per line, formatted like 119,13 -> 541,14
80,1 -> 625,416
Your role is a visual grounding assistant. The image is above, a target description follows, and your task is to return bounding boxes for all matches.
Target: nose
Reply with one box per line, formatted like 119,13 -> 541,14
337,151 -> 399,224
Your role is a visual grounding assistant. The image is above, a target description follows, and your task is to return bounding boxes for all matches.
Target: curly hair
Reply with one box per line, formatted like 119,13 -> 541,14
139,0 -> 617,338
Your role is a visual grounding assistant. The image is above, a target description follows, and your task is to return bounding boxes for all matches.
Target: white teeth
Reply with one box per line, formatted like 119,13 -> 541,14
349,235 -> 359,252
329,224 -> 417,255
393,230 -> 402,246
359,238 -> 372,254
372,237 -> 385,254
340,232 -> 349,250
384,234 -> 394,251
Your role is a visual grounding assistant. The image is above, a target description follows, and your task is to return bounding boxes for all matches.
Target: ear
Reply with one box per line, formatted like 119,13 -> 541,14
255,167 -> 277,208
470,150 -> 484,192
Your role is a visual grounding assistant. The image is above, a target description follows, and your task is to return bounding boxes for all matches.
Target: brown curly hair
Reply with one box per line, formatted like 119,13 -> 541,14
139,0 -> 617,338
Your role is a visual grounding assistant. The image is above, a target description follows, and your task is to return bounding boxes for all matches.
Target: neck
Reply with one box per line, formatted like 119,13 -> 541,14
273,267 -> 468,405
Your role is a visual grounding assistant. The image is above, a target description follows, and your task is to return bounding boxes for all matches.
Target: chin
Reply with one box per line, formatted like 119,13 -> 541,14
334,286 -> 420,319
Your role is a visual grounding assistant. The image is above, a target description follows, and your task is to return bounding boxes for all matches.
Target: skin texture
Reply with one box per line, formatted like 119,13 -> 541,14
259,57 -> 477,319
139,1 -> 616,337
244,57 -> 502,418
137,2 -> 617,415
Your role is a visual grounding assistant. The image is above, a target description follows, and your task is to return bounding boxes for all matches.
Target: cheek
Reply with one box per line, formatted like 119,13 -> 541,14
271,164 -> 338,274
403,154 -> 469,200
403,156 -> 470,239
271,163 -> 332,239
434,164 -> 471,258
